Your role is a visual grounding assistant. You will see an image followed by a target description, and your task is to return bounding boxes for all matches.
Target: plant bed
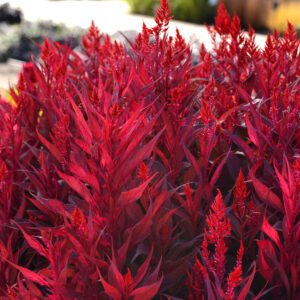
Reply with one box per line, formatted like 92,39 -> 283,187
0,0 -> 299,299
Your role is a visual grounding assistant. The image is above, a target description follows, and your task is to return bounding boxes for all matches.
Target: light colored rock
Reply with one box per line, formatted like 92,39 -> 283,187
0,59 -> 22,89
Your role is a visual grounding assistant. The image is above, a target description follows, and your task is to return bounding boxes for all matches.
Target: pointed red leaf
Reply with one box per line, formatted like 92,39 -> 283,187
12,221 -> 47,258
100,274 -> 122,300
2,257 -> 50,287
237,264 -> 256,300
130,276 -> 163,300
56,168 -> 94,204
261,215 -> 281,248
249,167 -> 283,211
117,174 -> 156,207
245,113 -> 260,148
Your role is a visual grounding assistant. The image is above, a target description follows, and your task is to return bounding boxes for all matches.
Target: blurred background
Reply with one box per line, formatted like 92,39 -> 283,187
128,0 -> 300,32
0,0 -> 299,89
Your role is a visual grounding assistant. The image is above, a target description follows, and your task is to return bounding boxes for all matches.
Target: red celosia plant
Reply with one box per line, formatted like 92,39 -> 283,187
0,0 -> 299,299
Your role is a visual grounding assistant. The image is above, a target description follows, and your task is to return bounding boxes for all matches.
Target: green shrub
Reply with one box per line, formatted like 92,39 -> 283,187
127,0 -> 159,15
127,0 -> 216,24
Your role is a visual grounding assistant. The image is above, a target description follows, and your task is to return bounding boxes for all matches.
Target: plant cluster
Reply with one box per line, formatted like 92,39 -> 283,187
0,1 -> 299,299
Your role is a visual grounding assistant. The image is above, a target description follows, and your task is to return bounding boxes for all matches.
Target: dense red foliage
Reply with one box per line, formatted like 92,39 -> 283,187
0,1 -> 299,299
